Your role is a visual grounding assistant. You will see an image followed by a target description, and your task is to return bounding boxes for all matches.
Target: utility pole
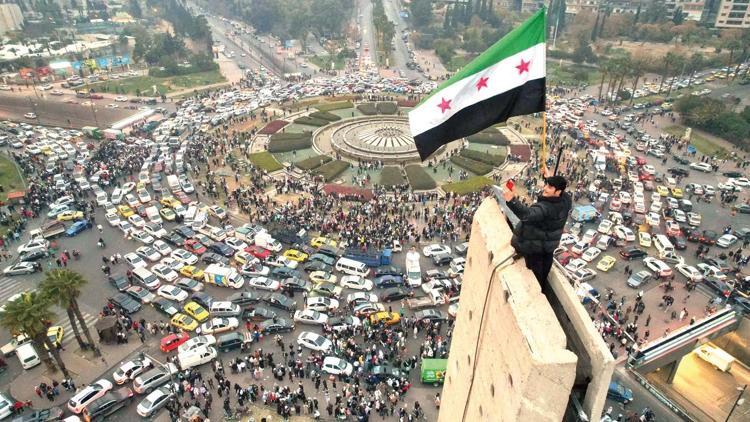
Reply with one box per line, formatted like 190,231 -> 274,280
726,384 -> 747,422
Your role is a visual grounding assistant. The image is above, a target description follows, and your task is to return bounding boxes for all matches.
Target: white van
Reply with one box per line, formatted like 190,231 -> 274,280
177,345 -> 217,370
653,234 -> 674,256
335,257 -> 370,277
111,188 -> 123,205
16,342 -> 41,369
184,206 -> 198,224
209,301 -> 242,317
133,267 -> 161,290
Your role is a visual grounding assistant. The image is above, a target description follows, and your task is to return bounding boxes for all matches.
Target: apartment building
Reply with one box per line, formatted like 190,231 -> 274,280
714,0 -> 750,27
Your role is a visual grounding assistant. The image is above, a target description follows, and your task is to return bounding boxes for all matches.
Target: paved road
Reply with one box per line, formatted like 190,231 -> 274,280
358,0 -> 378,68
0,94 -> 140,129
382,0 -> 423,81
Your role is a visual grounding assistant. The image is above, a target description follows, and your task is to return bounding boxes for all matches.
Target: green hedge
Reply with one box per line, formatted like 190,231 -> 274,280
460,148 -> 506,166
313,160 -> 350,181
296,155 -> 332,171
270,132 -> 311,141
294,116 -> 329,126
268,137 -> 312,152
357,102 -> 378,115
442,176 -> 494,195
248,151 -> 283,172
467,130 -> 510,146
309,111 -> 341,122
405,165 -> 436,190
377,102 -> 398,114
379,166 -> 406,186
450,155 -> 493,175
316,101 -> 353,112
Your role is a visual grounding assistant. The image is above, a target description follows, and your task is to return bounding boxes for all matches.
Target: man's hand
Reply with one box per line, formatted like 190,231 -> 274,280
542,166 -> 553,179
503,185 -> 515,202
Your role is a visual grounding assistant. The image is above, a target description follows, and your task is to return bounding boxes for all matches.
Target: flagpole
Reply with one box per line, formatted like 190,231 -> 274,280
540,111 -> 547,173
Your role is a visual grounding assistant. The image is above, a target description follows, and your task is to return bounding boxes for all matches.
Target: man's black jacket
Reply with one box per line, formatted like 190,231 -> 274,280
506,192 -> 572,256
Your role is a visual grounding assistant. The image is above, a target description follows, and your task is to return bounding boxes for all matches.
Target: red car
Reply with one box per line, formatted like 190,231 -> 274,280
635,157 -> 647,166
175,191 -> 191,205
638,172 -> 653,181
245,244 -> 271,260
184,239 -> 207,255
160,332 -> 189,352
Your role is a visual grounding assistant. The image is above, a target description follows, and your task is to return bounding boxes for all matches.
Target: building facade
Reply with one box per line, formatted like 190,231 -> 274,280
0,3 -> 23,34
714,0 -> 750,28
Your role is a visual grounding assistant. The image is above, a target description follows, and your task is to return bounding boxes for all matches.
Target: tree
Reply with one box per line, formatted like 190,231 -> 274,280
628,54 -> 648,105
548,0 -> 566,33
129,0 -> 142,18
672,7 -> 685,25
658,51 -> 679,94
0,291 -> 70,378
410,0 -> 433,28
40,269 -> 100,356
685,52 -> 704,88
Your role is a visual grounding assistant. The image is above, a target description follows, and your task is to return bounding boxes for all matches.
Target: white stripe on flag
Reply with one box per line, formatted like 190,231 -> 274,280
409,42 -> 545,137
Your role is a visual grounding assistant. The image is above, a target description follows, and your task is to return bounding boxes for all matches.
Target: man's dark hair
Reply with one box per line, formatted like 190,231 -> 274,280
545,175 -> 567,192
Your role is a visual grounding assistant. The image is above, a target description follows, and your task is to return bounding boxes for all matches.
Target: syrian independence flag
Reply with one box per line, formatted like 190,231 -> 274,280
409,8 -> 546,160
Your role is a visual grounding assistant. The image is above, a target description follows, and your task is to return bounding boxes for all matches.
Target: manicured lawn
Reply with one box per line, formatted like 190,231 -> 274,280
81,70 -> 226,96
664,125 -> 728,157
547,62 -> 600,86
0,154 -> 25,236
309,54 -> 346,70
248,152 -> 283,172
442,176 -> 494,195
405,165 -> 436,190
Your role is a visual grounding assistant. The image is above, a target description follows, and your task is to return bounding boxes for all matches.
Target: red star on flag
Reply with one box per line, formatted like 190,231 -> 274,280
516,59 -> 531,75
476,76 -> 489,91
437,97 -> 452,113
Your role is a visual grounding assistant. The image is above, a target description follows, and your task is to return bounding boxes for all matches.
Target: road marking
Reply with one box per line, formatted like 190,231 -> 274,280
55,311 -> 99,346
0,277 -> 34,303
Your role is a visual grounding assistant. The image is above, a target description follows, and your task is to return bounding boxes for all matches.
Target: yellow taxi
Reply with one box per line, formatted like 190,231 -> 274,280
160,208 -> 176,221
57,210 -> 84,221
180,266 -> 204,280
118,205 -> 135,217
310,237 -> 337,249
233,251 -> 255,266
310,271 -> 337,284
170,313 -> 199,331
45,326 -> 64,349
283,249 -> 309,262
183,301 -> 210,322
369,311 -> 401,326
596,256 -> 616,272
670,187 -> 683,199
656,185 -> 669,197
160,196 -> 181,208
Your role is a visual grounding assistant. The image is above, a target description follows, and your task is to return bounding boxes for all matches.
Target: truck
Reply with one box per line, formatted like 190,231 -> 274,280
254,231 -> 282,252
407,290 -> 445,310
343,248 -> 392,268
82,126 -> 103,140
420,358 -> 447,385
203,264 -> 245,289
405,249 -> 422,287
571,205 -> 600,223
29,220 -> 66,239
235,224 -> 264,244
103,128 -> 124,140
167,175 -> 180,192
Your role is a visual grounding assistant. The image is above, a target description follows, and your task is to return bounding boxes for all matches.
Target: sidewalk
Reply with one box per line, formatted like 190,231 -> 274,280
9,338 -> 145,409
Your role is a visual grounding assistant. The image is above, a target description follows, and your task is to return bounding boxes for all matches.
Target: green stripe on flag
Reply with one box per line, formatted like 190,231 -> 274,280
420,7 -> 546,105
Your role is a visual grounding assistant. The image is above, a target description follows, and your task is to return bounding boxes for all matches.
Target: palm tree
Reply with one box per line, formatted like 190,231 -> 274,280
0,291 -> 70,377
40,269 -> 100,357
628,55 -> 647,106
597,58 -> 611,103
658,52 -> 678,94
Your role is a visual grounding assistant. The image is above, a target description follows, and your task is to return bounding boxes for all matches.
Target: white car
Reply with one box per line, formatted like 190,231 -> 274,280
111,188 -> 123,204
729,177 -> 750,187
703,185 -> 716,196
176,277 -> 204,292
644,257 -> 672,277
696,263 -> 726,280
224,237 -> 248,252
581,247 -> 602,262
247,276 -> 280,291
136,246 -> 161,262
673,209 -> 687,223
305,296 -> 339,312
675,264 -> 703,282
122,182 -> 136,194
157,284 -> 189,302
118,221 -> 134,235
125,194 -> 139,208
131,230 -> 155,245
689,162 -> 713,172
112,356 -> 153,384
322,356 -> 353,376
3,262 -> 37,276
17,238 -> 49,254
597,219 -> 613,235
152,240 -> 173,256
340,275 -> 374,291
136,386 -> 174,417
613,225 -> 635,242
560,233 -> 579,246
137,189 -> 151,204
171,249 -> 199,265
571,241 -> 589,256
129,214 -> 146,228
151,264 -> 179,282
717,234 -> 738,248
346,292 -> 379,306
649,201 -> 662,213
105,212 -> 121,226
293,309 -> 329,325
618,191 -> 632,205
67,379 -> 113,414
198,317 -> 239,335
634,200 -> 646,214
180,179 -> 195,193
642,164 -> 656,175
564,258 -> 587,273
143,223 -> 167,239
115,96 -> 128,102
124,252 -> 147,269
646,212 -> 660,226
687,212 -> 702,226
639,232 -> 652,248
297,331 -> 332,352
161,257 -> 185,271
266,255 -> 299,269
177,335 -> 217,354
422,244 -> 452,257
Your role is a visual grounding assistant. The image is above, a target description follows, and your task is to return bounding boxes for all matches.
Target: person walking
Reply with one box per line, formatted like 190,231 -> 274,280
503,173 -> 572,295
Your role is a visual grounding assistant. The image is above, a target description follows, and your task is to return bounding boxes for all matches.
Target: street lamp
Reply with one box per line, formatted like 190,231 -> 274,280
89,101 -> 99,127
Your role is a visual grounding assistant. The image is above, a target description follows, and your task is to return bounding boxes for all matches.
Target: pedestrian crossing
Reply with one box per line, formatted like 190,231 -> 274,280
0,276 -> 98,346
